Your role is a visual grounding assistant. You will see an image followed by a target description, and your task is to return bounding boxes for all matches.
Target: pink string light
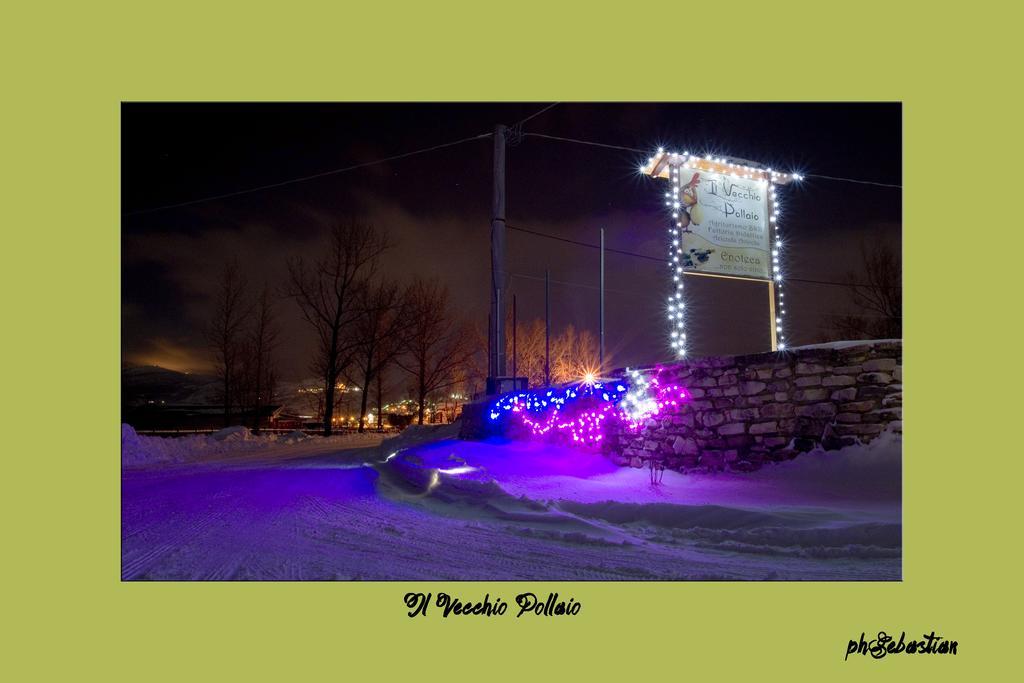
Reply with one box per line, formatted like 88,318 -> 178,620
489,368 -> 691,448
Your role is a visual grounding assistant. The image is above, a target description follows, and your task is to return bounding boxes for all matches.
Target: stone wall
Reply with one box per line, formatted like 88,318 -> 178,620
605,340 -> 902,472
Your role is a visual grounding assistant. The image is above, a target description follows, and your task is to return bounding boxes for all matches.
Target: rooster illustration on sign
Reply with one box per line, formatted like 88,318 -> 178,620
676,171 -> 714,269
677,172 -> 703,232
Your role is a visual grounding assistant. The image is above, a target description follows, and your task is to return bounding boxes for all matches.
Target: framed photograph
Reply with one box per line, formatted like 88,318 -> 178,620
4,3 -> 1012,680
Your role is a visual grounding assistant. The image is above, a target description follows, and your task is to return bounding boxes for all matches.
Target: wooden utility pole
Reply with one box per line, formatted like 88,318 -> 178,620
599,227 -> 605,374
488,124 -> 507,393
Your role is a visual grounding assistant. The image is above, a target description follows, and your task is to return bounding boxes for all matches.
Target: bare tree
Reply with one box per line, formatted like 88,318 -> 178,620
244,284 -> 281,433
345,279 -> 410,432
551,324 -> 599,383
373,360 -> 389,431
397,278 -> 474,425
207,259 -> 248,427
464,320 -> 490,399
490,318 -> 603,389
830,240 -> 902,340
504,317 -> 545,386
286,222 -> 389,436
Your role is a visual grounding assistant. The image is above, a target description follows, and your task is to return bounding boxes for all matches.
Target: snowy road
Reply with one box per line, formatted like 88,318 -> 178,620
121,429 -> 901,581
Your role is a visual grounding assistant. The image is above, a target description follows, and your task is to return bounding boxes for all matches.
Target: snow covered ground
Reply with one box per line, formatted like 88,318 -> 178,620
121,424 -> 901,580
121,424 -> 385,467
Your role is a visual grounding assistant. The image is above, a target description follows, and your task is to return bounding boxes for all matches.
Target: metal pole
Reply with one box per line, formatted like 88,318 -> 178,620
512,294 -> 517,384
488,124 -> 508,392
599,227 -> 605,374
544,269 -> 551,385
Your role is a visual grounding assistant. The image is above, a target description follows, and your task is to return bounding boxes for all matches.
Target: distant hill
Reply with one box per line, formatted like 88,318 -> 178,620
121,365 -> 323,419
121,365 -> 219,408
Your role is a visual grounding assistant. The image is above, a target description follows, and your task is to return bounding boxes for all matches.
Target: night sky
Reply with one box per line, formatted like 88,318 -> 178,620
122,103 -> 901,380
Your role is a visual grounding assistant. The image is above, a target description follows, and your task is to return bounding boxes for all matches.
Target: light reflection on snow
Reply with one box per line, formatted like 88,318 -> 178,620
436,465 -> 478,476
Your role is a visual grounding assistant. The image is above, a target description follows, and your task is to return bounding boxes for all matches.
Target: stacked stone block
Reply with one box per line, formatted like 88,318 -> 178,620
606,341 -> 902,473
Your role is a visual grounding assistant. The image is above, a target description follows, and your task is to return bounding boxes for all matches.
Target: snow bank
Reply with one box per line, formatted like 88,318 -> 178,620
369,429 -> 901,568
121,424 -> 275,466
121,424 -> 384,467
789,338 -> 901,351
281,429 -> 310,443
210,425 -> 253,441
121,424 -> 149,466
379,422 -> 461,458
379,429 -> 897,506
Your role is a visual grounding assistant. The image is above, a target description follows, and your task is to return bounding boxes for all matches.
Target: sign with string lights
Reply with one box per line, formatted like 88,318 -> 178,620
641,149 -> 802,354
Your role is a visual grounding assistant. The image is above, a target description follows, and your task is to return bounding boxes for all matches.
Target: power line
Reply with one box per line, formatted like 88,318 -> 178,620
523,132 -> 644,154
125,110 -> 561,217
123,132 -> 493,216
819,311 -> 899,320
124,118 -> 899,217
510,271 -> 636,296
511,271 -> 892,321
515,103 -> 560,127
507,222 -> 891,289
805,173 -> 901,189
523,132 -> 901,188
507,223 -> 664,262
